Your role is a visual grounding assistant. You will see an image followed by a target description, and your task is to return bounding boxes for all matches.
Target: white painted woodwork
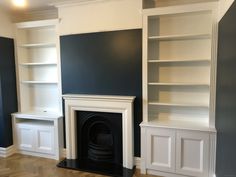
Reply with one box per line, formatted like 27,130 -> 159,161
140,127 -> 147,174
141,120 -> 216,132
63,94 -> 135,170
176,130 -> 210,177
149,33 -> 211,41
12,112 -> 64,160
35,126 -> 55,154
209,133 -> 217,177
146,128 -> 175,173
143,0 -> 217,9
16,124 -> 34,151
148,59 -> 211,63
0,145 -> 16,158
20,62 -> 57,66
15,19 -> 59,29
15,19 -> 62,115
142,1 -> 218,128
141,127 -> 216,177
218,0 -> 235,21
16,123 -> 55,155
141,2 -> 218,177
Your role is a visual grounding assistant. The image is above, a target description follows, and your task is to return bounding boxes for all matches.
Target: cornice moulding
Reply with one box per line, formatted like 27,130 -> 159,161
51,0 -> 114,8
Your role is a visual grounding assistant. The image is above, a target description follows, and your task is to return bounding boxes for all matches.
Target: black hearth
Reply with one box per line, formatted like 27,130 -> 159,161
57,111 -> 134,177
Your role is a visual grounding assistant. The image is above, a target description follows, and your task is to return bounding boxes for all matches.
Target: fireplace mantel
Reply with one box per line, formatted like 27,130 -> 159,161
63,94 -> 135,169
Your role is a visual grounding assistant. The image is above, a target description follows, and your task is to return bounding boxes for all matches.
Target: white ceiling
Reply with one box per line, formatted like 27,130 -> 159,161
0,0 -> 69,12
0,0 -> 97,22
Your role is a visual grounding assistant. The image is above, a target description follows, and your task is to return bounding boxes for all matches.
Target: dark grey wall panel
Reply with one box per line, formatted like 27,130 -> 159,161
60,29 -> 142,156
0,37 -> 18,147
216,2 -> 236,176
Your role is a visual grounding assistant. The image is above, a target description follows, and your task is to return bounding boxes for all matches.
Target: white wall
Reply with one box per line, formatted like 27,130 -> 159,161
218,0 -> 235,21
57,0 -> 142,35
0,8 -> 13,38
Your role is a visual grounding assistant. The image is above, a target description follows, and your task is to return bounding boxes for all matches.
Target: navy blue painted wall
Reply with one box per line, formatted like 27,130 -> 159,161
0,37 -> 18,147
216,2 -> 236,176
60,29 -> 142,156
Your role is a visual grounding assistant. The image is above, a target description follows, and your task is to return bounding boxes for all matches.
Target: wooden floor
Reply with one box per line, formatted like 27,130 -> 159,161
0,154 -> 157,177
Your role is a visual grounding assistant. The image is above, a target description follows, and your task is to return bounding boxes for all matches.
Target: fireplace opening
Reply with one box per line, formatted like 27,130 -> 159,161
88,121 -> 114,162
77,111 -> 122,165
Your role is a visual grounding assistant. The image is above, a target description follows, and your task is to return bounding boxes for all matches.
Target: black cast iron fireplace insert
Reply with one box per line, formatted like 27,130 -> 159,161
57,111 -> 135,177
87,121 -> 114,162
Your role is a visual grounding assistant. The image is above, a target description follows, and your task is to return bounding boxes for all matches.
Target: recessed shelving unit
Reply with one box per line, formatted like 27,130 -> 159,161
15,19 -> 62,115
142,2 -> 218,127
141,2 -> 218,176
12,19 -> 64,160
13,19 -> 63,160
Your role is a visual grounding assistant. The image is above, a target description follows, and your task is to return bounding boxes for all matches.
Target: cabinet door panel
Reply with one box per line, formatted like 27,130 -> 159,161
176,131 -> 209,177
147,128 -> 175,173
35,126 -> 55,155
16,125 -> 34,151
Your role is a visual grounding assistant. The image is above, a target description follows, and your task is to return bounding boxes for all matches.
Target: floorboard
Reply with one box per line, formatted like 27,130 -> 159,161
0,154 -> 158,177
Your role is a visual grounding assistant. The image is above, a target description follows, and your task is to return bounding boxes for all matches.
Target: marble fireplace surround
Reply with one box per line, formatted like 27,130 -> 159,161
63,94 -> 135,169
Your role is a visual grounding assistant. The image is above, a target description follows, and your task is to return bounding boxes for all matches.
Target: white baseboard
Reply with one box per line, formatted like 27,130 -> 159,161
62,148 -> 141,169
134,157 -> 141,169
62,148 -> 66,158
0,145 -> 16,158
18,150 -> 58,160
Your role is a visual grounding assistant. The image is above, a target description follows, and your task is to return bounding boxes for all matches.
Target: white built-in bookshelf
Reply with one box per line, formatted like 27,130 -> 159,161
142,2 -> 218,129
141,1 -> 218,176
12,19 -> 63,160
15,19 -> 62,115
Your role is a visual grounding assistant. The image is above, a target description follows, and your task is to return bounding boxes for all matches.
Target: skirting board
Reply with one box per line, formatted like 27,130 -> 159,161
147,169 -> 217,177
62,148 -> 141,169
0,145 -> 16,158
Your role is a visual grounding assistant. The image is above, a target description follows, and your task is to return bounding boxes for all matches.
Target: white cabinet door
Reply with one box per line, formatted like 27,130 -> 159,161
146,128 -> 176,173
35,126 -> 55,155
176,130 -> 209,177
16,124 -> 34,151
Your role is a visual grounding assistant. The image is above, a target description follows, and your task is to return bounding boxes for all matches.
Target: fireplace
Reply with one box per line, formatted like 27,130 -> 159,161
58,94 -> 135,177
77,111 -> 122,165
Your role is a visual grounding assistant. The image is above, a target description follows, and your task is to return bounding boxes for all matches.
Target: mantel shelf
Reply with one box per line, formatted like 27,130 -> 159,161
19,43 -> 56,48
148,102 -> 209,108
21,81 -> 58,84
148,82 -> 210,87
20,62 -> 57,66
148,33 -> 211,41
148,59 -> 211,63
